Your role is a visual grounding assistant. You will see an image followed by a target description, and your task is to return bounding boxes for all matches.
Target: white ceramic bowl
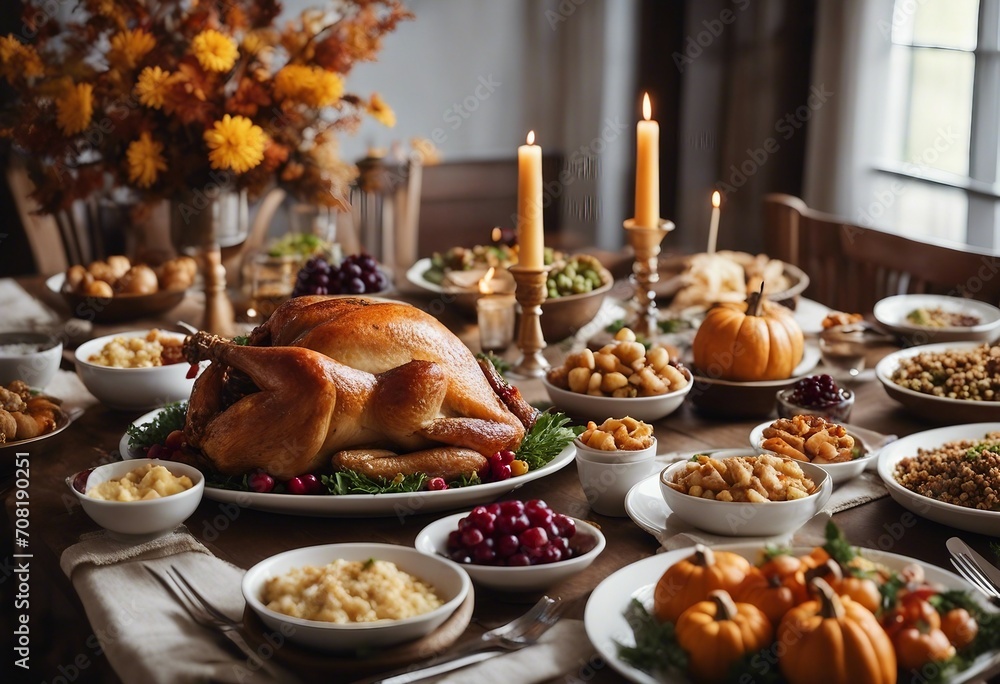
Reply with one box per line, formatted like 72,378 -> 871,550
414,511 -> 605,591
573,435 -> 657,464
0,332 -> 63,389
877,422 -> 1000,537
748,421 -> 872,485
541,368 -> 692,423
658,449 -> 832,536
242,543 -> 470,651
873,294 -> 1000,344
66,458 -> 204,538
74,330 -> 200,411
875,341 -> 1000,424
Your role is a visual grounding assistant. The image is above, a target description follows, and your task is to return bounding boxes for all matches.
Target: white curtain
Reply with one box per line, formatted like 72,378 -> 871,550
803,0 -> 894,221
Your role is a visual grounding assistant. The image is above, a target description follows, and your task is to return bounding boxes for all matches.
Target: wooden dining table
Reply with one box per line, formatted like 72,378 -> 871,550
4,275 -> 1000,684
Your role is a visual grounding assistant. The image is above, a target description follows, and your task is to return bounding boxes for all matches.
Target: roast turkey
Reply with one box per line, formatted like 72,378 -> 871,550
182,296 -> 536,479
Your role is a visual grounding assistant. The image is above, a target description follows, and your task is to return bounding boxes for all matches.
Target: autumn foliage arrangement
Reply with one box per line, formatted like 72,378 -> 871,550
0,0 -> 410,213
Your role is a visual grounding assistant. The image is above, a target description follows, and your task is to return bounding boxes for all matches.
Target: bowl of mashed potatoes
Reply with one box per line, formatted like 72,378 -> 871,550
66,459 -> 204,538
74,330 -> 202,411
242,543 -> 471,651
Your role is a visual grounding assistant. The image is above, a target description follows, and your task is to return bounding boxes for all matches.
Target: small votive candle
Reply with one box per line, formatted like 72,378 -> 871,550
477,294 -> 516,353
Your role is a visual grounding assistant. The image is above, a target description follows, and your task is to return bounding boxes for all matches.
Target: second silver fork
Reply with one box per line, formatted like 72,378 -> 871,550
145,564 -> 299,682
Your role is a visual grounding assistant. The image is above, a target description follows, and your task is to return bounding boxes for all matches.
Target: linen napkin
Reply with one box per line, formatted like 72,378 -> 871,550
427,620 -> 593,684
0,278 -> 63,332
61,526 -> 281,684
45,369 -> 99,417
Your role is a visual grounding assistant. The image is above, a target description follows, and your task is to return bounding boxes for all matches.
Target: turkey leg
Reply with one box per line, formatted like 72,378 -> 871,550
183,333 -> 373,477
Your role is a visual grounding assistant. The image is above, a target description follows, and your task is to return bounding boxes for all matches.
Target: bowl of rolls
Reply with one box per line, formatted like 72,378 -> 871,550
46,255 -> 197,323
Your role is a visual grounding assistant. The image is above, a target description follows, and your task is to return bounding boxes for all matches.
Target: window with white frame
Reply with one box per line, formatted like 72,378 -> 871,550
872,0 -> 1000,249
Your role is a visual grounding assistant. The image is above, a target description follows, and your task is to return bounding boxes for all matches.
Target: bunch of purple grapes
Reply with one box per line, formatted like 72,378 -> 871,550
446,500 -> 577,567
789,374 -> 849,408
292,254 -> 388,297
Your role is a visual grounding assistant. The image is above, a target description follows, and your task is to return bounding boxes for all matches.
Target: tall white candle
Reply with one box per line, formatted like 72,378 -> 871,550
517,131 -> 544,269
707,190 -> 721,254
634,93 -> 660,228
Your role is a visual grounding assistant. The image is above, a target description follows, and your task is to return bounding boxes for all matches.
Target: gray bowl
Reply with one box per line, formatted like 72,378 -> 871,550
0,332 -> 63,389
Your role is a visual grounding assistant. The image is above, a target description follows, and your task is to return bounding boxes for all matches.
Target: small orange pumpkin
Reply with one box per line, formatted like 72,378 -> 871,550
735,555 -> 808,625
691,283 -> 804,381
893,625 -> 956,671
675,590 -> 773,683
803,558 -> 883,614
779,578 -> 897,684
654,544 -> 751,624
941,608 -> 978,649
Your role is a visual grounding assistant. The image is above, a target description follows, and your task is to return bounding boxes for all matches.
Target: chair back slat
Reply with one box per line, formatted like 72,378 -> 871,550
762,193 -> 1000,313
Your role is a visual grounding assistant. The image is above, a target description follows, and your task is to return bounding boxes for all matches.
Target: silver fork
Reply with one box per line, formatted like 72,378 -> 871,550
357,596 -> 565,684
145,565 -> 299,682
948,554 -> 1000,608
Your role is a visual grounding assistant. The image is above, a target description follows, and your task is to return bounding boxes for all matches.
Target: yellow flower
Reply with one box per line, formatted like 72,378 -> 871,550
56,82 -> 94,136
274,65 -> 343,108
134,66 -> 173,109
191,29 -> 238,73
204,114 -> 265,173
368,93 -> 395,127
0,35 -> 44,81
241,31 -> 268,56
108,29 -> 155,70
126,132 -> 167,188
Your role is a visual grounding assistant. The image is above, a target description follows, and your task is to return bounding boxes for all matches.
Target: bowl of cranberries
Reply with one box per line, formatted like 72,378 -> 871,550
414,500 -> 606,592
776,374 -> 854,422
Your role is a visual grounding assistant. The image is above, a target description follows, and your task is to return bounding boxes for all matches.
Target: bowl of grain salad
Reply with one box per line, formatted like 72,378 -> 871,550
874,294 -> 1000,345
242,543 -> 471,651
876,422 -> 1000,537
875,341 -> 1000,424
74,330 -> 202,411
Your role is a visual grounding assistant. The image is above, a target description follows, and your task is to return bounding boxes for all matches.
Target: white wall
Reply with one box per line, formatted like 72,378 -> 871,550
280,0 -> 639,247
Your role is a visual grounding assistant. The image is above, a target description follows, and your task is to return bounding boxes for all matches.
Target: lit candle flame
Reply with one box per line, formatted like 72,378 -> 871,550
479,267 -> 496,295
491,227 -> 502,243
526,130 -> 535,145
712,190 -> 721,208
642,92 -> 651,121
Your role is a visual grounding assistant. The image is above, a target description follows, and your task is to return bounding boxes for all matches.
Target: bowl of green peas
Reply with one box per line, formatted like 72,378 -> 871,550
540,255 -> 614,341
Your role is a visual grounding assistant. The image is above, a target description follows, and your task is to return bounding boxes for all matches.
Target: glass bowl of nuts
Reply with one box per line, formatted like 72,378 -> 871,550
543,329 -> 692,422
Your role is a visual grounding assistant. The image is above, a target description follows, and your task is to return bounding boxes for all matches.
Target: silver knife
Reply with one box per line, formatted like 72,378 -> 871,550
357,649 -> 505,684
946,537 -> 1000,595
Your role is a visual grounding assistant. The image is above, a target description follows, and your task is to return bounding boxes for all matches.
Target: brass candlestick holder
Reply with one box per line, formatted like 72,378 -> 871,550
624,218 -> 675,340
200,246 -> 236,337
508,264 -> 551,378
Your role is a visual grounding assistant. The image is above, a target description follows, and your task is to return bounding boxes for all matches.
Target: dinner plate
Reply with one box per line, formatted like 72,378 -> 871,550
873,294 -> 1000,344
0,407 -> 77,453
876,422 -> 1000,537
585,543 -> 1000,684
120,408 -> 577,517
404,258 -> 480,311
875,341 -> 1000,423
623,449 -> 741,539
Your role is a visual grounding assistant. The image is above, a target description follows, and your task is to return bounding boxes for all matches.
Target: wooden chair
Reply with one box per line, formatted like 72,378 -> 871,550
762,193 -> 1000,313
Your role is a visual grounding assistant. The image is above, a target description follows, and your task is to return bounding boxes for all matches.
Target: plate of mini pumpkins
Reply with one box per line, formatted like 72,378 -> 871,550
46,255 -> 196,323
684,285 -> 818,418
586,538 -> 1000,684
